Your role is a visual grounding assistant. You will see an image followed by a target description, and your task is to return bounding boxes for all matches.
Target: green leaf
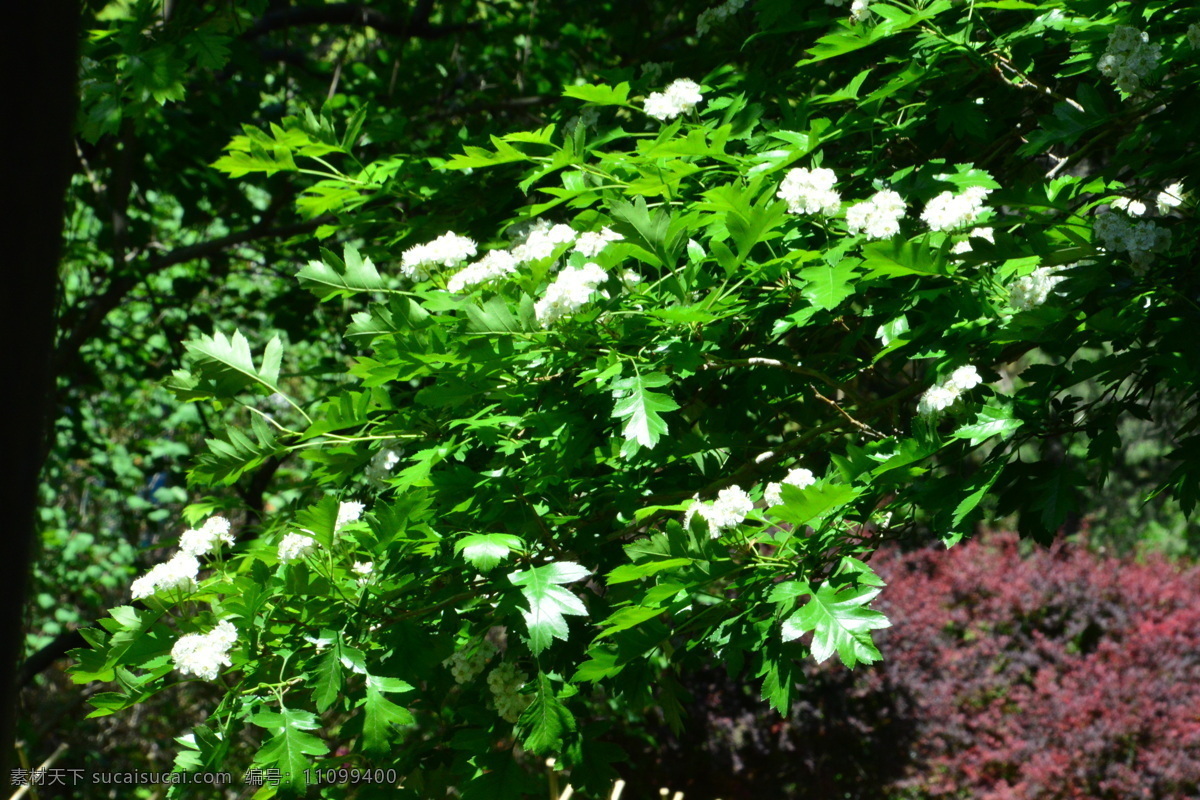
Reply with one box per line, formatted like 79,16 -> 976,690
172,329 -> 283,401
797,259 -> 859,310
455,533 -> 524,572
952,403 -> 1023,446
307,649 -> 343,713
464,296 -> 524,334
362,675 -> 415,756
772,483 -> 862,528
781,580 -> 891,668
517,672 -> 576,754
610,372 -> 680,457
606,558 -> 693,585
860,239 -> 947,278
508,561 -> 591,655
563,82 -> 630,106
190,414 -> 280,486
251,708 -> 330,793
297,245 -> 386,300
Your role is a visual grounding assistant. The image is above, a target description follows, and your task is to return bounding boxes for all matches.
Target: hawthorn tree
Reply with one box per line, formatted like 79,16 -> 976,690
48,0 -> 1200,797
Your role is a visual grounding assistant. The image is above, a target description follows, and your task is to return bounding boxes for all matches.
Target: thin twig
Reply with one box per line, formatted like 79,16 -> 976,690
9,743 -> 68,800
703,356 -> 840,390
810,386 -> 886,438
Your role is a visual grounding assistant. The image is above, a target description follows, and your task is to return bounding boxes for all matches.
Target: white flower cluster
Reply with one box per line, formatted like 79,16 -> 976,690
277,532 -> 317,563
444,639 -> 498,684
777,167 -> 841,216
644,79 -> 704,121
1093,211 -> 1171,267
917,365 -> 983,417
1097,25 -> 1160,93
825,0 -> 871,21
951,227 -> 995,254
130,514 -> 235,600
366,447 -> 404,482
1189,24 -> 1200,50
696,0 -> 749,36
131,552 -> 200,600
642,62 -> 666,83
352,561 -> 374,577
1157,182 -> 1185,215
1008,266 -> 1067,311
513,220 -> 577,263
178,516 -> 234,558
400,232 -> 478,281
573,226 -> 624,258
764,468 -> 817,507
534,262 -> 608,327
921,186 -> 992,232
683,486 -> 755,538
1111,196 -> 1147,217
487,662 -> 532,722
447,250 -> 519,294
336,500 -> 365,531
845,190 -> 907,240
171,620 -> 238,681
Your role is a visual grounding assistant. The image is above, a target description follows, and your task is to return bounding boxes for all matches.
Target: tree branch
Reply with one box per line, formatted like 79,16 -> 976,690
52,214 -> 331,377
242,3 -> 479,40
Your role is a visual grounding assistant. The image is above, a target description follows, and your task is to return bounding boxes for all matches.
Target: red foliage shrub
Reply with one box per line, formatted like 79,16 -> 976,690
868,532 -> 1200,799
629,533 -> 1200,799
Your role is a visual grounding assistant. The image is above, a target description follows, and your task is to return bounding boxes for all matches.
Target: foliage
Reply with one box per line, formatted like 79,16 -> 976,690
630,532 -> 1200,799
47,0 -> 1200,797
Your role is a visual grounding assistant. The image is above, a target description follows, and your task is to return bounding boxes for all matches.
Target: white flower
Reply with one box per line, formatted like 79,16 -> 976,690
366,447 -> 404,482
850,0 -> 871,20
1111,197 -> 1147,217
845,190 -> 907,240
951,227 -> 995,254
917,365 -> 984,417
171,621 -> 238,681
1009,266 -> 1068,311
764,468 -> 817,507
1093,211 -> 1171,267
487,662 -> 532,722
446,249 -> 520,293
336,501 -> 365,531
1189,24 -> 1200,50
777,167 -> 841,216
917,384 -> 960,417
512,221 -> 576,263
921,186 -> 992,232
534,262 -> 608,326
352,561 -> 374,585
1097,25 -> 1160,94
684,486 -> 754,538
573,227 -> 623,258
178,516 -> 234,558
641,62 -> 666,82
644,78 -> 704,121
1157,183 -> 1185,215
946,365 -> 982,392
130,552 -> 200,600
277,532 -> 317,563
400,232 -> 478,281
444,639 -> 497,684
696,0 -> 748,35
265,392 -> 290,410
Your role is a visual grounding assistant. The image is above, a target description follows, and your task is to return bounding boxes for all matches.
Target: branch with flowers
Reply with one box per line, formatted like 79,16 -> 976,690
68,3 -> 1200,797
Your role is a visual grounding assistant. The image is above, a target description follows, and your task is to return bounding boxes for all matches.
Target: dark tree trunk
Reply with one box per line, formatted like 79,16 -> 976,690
0,0 -> 80,777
